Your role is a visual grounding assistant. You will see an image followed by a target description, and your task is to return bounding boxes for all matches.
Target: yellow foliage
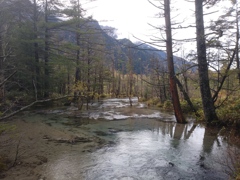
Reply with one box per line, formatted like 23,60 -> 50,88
73,81 -> 88,92
163,100 -> 173,110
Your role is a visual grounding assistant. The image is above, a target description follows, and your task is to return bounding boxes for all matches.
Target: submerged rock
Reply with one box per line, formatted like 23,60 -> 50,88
169,162 -> 174,167
47,136 -> 92,144
94,131 -> 110,136
36,155 -> 48,163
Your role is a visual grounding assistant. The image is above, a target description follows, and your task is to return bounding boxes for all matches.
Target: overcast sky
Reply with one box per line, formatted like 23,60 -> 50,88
80,0 -> 232,55
82,0 -> 161,41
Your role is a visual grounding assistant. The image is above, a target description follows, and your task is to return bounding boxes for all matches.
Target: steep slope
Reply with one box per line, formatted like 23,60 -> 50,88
55,16 -> 195,74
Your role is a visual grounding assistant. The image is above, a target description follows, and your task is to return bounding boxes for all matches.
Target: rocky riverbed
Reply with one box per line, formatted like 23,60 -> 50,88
0,117 -> 106,180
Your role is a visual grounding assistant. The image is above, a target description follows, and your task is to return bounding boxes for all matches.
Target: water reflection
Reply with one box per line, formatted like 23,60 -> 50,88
37,98 -> 233,179
185,124 -> 197,139
202,127 -> 221,154
43,118 -> 230,179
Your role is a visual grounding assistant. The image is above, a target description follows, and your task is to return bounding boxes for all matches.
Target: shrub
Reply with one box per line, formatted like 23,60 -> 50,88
163,100 -> 173,110
100,94 -> 107,98
180,99 -> 202,114
157,102 -> 163,108
180,100 -> 191,113
146,98 -> 161,107
217,99 -> 240,123
196,109 -> 205,121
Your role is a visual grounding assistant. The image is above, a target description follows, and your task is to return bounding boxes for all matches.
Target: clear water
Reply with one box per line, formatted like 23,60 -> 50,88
28,98 -> 235,180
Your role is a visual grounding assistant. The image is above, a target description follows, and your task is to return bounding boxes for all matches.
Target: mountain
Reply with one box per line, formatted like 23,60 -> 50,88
98,23 -> 196,74
55,16 -> 195,74
112,38 -> 195,74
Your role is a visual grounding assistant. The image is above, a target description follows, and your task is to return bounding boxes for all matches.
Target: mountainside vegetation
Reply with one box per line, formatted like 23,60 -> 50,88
0,0 -> 239,128
0,0 -> 193,117
0,0 -> 240,179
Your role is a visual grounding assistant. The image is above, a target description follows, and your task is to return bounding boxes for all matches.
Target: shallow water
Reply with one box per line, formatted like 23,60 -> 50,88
29,98 -> 235,179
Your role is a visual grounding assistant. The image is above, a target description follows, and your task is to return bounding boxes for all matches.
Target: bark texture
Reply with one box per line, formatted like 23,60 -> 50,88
195,0 -> 218,123
164,0 -> 186,123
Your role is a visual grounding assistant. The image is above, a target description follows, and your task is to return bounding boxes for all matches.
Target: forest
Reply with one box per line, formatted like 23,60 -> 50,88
0,0 -> 239,125
0,0 -> 240,179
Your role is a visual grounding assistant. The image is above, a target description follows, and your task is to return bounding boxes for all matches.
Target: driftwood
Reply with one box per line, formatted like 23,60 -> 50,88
46,136 -> 92,144
0,95 -> 70,120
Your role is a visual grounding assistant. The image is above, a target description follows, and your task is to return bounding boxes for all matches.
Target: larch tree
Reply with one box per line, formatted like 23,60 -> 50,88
33,0 -> 40,99
42,0 -> 63,98
0,1 -> 15,102
164,0 -> 186,123
195,0 -> 218,123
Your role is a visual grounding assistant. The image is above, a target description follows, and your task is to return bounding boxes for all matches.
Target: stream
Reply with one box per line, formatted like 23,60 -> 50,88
27,98 -> 236,179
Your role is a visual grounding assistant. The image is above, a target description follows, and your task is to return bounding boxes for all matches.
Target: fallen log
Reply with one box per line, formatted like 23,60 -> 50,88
0,95 -> 70,121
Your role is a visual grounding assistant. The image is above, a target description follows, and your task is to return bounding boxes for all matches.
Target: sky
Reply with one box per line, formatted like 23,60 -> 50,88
81,0 -> 197,55
80,0 -> 232,55
82,0 -> 161,41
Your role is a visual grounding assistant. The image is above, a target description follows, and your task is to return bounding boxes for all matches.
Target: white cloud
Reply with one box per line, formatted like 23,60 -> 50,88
82,0 -> 159,41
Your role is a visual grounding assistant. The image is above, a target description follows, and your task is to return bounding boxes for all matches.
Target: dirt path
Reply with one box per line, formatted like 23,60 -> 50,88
0,118 -> 105,180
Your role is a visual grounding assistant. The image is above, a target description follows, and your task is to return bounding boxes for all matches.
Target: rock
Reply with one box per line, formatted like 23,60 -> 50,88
108,128 -> 123,133
38,176 -> 46,180
169,162 -> 174,167
36,155 -> 48,163
43,135 -> 50,140
200,155 -> 205,161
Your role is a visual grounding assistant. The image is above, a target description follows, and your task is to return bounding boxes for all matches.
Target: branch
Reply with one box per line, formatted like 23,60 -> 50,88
171,25 -> 196,29
215,87 -> 239,109
11,138 -> 21,167
0,71 -> 17,88
0,95 -> 71,121
32,80 -> 38,101
212,47 -> 236,102
175,77 -> 200,117
147,0 -> 163,10
140,77 -> 169,87
203,11 -> 219,16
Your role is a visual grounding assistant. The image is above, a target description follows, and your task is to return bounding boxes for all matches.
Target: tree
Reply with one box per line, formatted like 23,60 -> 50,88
41,0 -> 64,98
33,0 -> 40,99
149,56 -> 168,103
195,0 -> 218,123
126,46 -> 134,106
68,0 -> 84,100
216,0 -> 240,83
164,0 -> 186,123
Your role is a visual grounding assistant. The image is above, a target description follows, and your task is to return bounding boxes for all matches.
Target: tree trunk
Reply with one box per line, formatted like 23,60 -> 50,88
44,0 -> 50,98
33,0 -> 40,99
164,0 -> 186,123
195,0 -> 218,123
74,0 -> 81,101
236,7 -> 240,84
175,77 -> 199,117
127,48 -> 133,107
73,0 -> 82,103
0,35 -> 5,101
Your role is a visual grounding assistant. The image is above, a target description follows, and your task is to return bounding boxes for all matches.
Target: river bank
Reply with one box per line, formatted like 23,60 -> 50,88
0,117 -> 106,180
0,98 -> 239,179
